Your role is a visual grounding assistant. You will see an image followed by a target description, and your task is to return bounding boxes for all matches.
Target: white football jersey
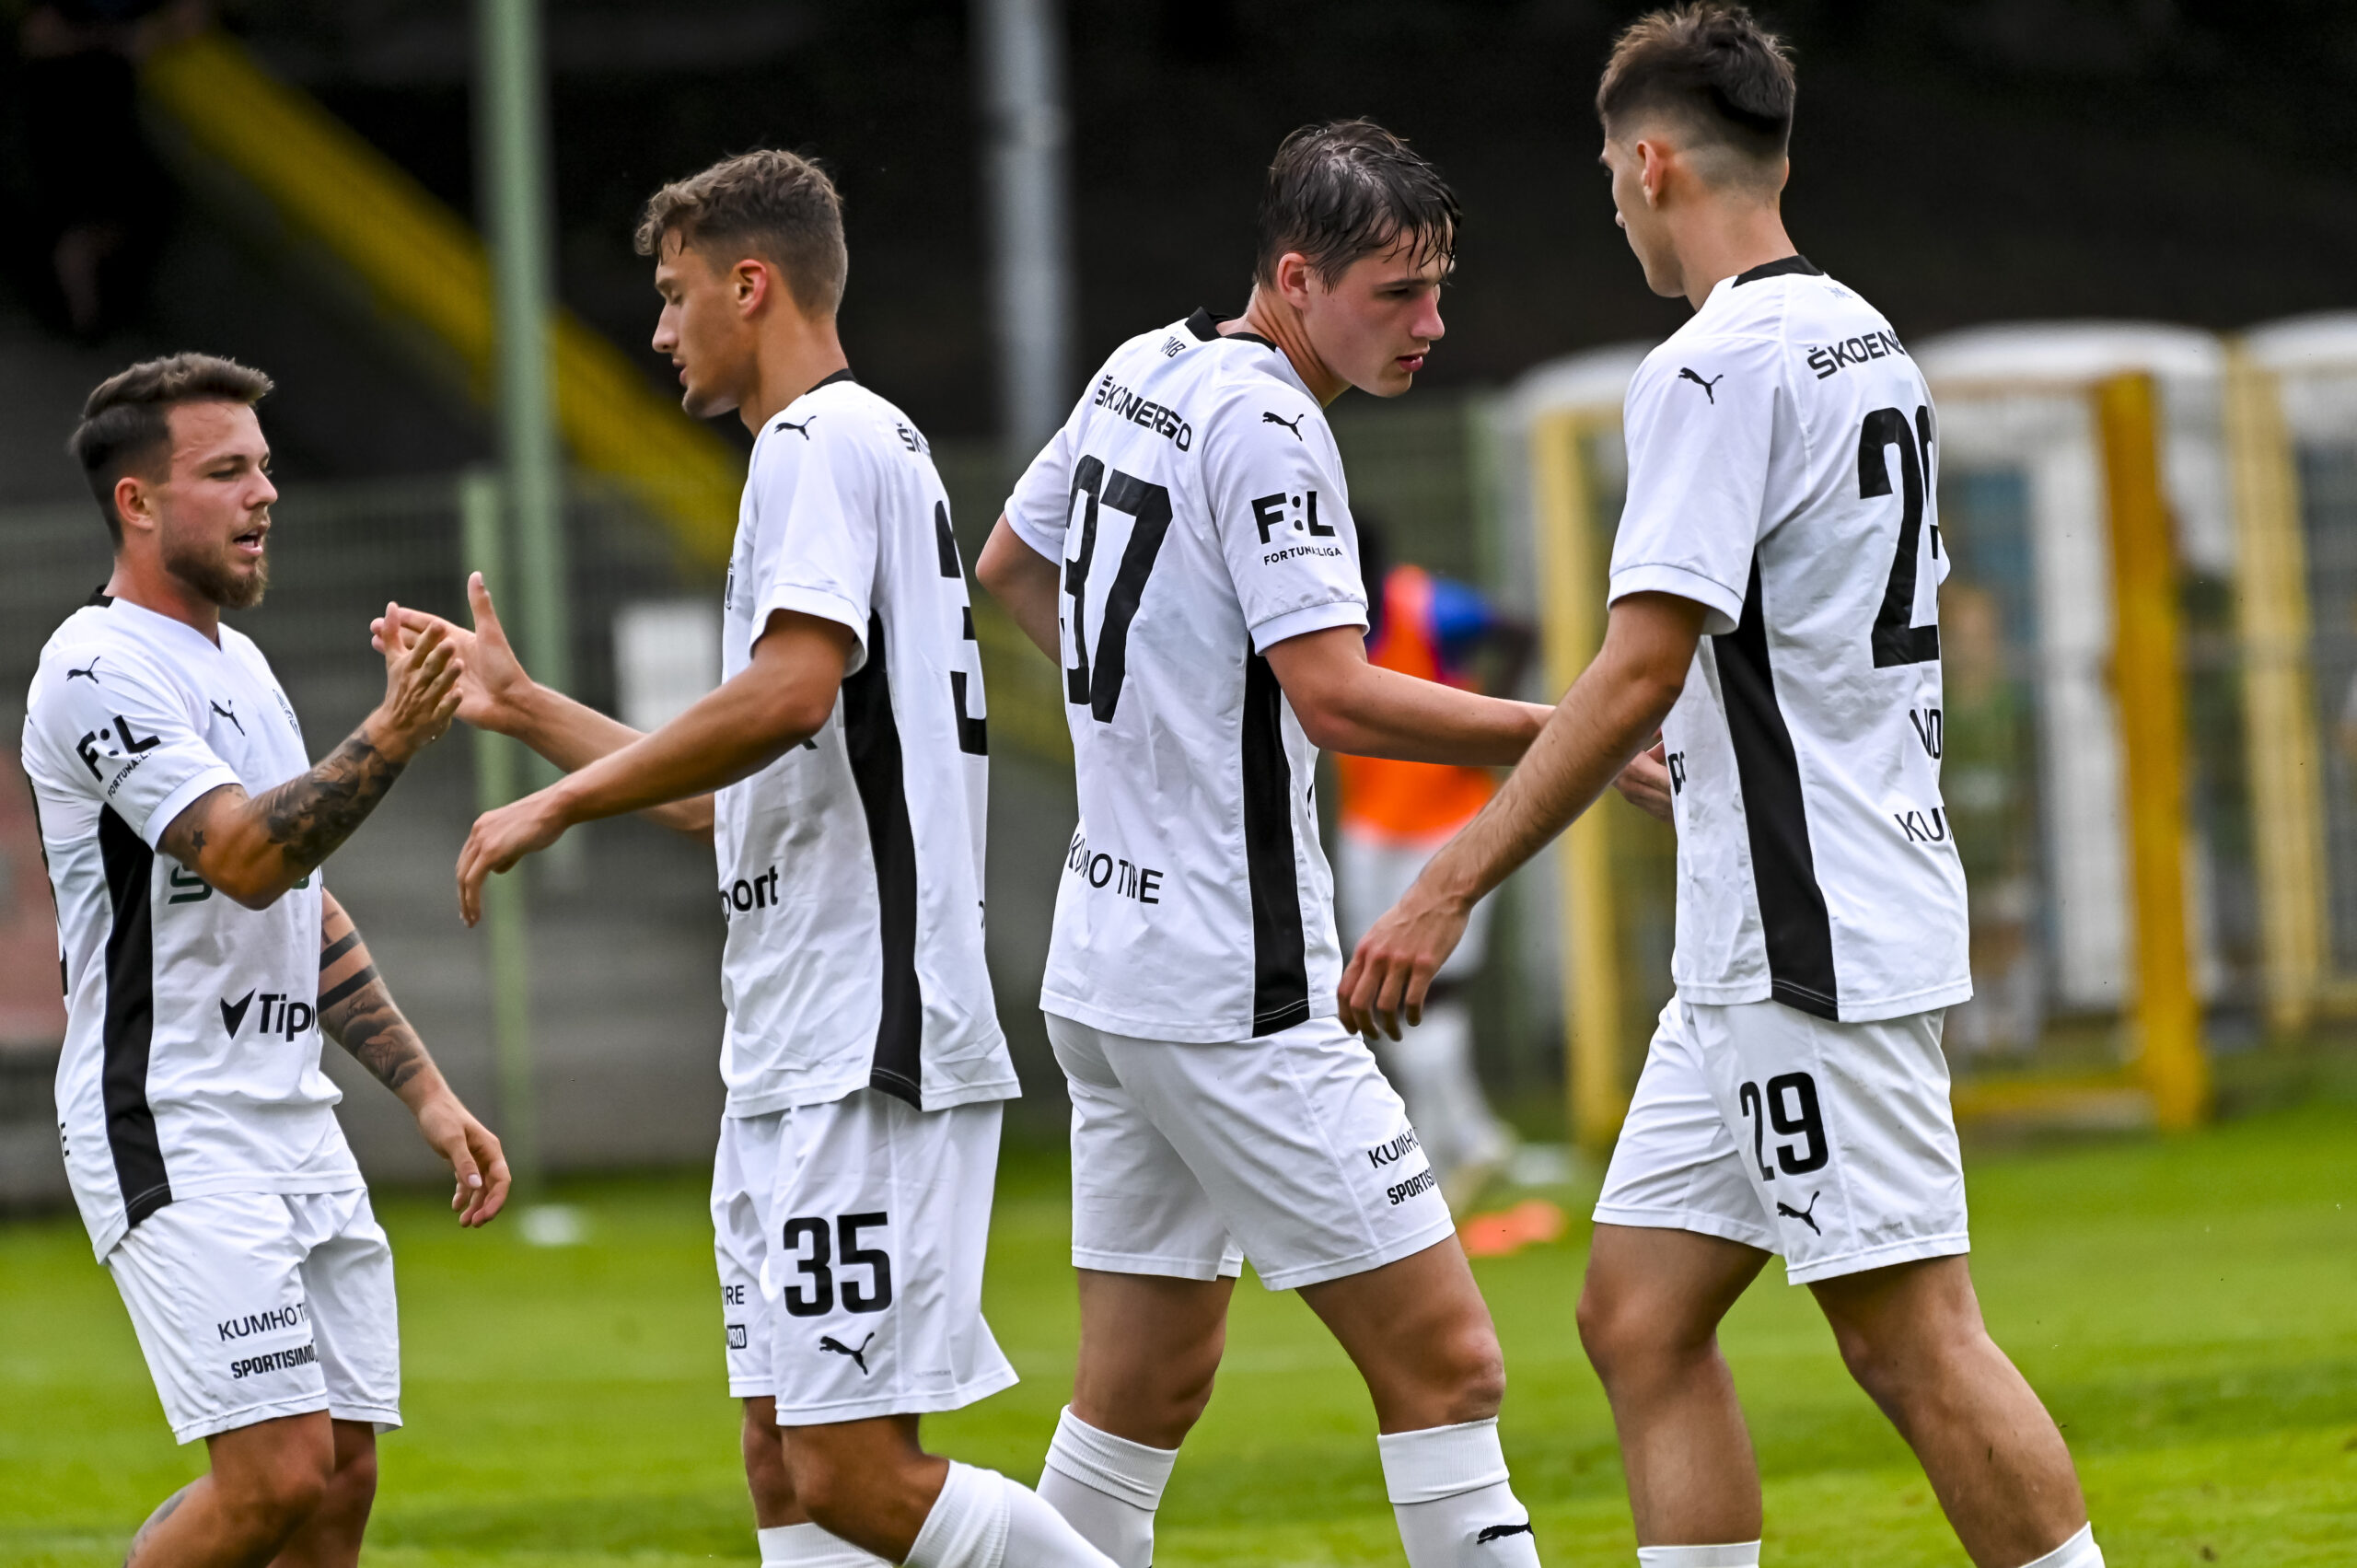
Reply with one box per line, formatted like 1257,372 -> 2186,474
1004,311 -> 1368,1042
715,372 -> 1016,1114
1610,257 -> 1970,1022
23,595 -> 356,1261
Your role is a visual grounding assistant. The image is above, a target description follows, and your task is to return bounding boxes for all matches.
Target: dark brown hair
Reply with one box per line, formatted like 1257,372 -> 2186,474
68,354 -> 273,544
635,149 -> 848,317
1597,4 -> 1797,168
1256,119 -> 1458,288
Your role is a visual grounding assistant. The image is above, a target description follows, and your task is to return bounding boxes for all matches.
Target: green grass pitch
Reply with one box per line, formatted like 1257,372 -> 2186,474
4,1102 -> 2352,1566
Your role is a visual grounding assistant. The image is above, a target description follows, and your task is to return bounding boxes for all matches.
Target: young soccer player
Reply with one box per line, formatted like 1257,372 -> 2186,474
25,354 -> 506,1568
977,121 -> 1556,1568
401,150 -> 1116,1568
1341,10 -> 2104,1568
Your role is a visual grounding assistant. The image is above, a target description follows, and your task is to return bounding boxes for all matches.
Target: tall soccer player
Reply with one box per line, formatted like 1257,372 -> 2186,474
977,121 -> 1556,1568
1342,10 -> 2104,1568
24,354 -> 506,1568
390,151 -> 1117,1568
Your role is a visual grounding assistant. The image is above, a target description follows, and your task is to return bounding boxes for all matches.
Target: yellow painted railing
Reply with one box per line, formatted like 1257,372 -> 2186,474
141,31 -> 739,568
1529,411 -> 1630,1156
2097,372 -> 2211,1130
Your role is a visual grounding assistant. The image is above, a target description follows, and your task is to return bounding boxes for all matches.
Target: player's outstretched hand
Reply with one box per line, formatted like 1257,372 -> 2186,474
1339,883 -> 1470,1041
366,602 -> 464,761
370,574 -> 532,736
413,1088 -> 511,1226
1614,740 -> 1676,823
455,788 -> 568,926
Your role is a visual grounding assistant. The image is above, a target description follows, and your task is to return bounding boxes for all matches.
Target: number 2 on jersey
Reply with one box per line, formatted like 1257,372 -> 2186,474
1858,405 -> 1940,668
1063,456 -> 1174,723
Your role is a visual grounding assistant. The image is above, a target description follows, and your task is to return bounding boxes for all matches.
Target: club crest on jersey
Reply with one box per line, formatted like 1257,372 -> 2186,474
1678,367 -> 1724,402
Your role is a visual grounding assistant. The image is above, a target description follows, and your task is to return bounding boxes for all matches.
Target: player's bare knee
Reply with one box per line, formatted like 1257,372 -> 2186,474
218,1450 -> 331,1544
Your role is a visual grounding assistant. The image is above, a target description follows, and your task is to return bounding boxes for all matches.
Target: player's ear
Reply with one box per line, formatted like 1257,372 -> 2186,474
733,258 -> 770,316
112,474 -> 153,542
1273,250 -> 1317,311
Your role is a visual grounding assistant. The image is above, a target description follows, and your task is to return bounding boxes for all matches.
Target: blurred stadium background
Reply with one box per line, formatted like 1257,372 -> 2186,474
2,2 -> 2354,1563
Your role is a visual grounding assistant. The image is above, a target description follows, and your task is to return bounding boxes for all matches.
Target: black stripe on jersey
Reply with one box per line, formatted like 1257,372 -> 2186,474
1716,558 -> 1840,1018
97,806 -> 172,1227
842,610 -> 925,1107
934,501 -> 962,579
1734,254 -> 1822,285
1241,650 -> 1310,1035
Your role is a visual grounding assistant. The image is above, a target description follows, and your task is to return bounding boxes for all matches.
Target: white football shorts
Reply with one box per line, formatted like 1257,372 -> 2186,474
1596,996 -> 1969,1284
1334,825 -> 1492,982
105,1188 -> 400,1445
713,1089 -> 1017,1424
1048,1012 -> 1457,1291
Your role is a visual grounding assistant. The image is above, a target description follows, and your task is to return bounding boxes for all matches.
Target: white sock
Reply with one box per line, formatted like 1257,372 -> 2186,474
1376,1418 -> 1541,1568
2018,1524 -> 2103,1568
905,1462 -> 1011,1568
1037,1406 -> 1178,1568
906,1461 -> 1115,1568
1636,1544 -> 1760,1567
1004,1475 -> 1121,1567
759,1521 -> 890,1566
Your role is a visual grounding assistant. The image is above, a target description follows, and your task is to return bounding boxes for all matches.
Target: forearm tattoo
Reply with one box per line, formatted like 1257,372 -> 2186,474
319,913 -> 432,1096
255,727 -> 408,877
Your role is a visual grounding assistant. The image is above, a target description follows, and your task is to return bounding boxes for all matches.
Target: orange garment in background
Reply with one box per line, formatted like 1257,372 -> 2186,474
1335,565 -> 1496,843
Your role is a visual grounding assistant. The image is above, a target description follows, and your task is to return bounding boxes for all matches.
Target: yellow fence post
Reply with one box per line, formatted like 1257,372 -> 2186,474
2096,372 -> 2211,1129
1529,414 -> 1625,1155
2224,345 -> 2327,1036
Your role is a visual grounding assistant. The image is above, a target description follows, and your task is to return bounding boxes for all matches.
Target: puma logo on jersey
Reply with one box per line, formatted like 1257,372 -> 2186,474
1776,1191 -> 1823,1235
1678,367 -> 1724,402
1476,1523 -> 1536,1545
211,700 -> 244,736
819,1331 -> 875,1374
1262,410 -> 1306,438
66,656 -> 101,683
776,417 -> 817,439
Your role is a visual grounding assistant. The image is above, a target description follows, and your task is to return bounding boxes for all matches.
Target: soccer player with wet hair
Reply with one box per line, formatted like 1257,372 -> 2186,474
26,352 -> 505,1568
1343,8 -> 2105,1568
980,119 -> 1562,1568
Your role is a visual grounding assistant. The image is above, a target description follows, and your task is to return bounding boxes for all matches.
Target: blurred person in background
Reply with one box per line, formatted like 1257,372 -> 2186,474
1334,516 -> 1534,1205
14,0 -> 204,337
23,353 -> 506,1568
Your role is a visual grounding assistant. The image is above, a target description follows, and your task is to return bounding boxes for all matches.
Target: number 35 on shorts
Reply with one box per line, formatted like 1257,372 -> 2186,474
779,1212 -> 894,1317
1736,1073 -> 1829,1182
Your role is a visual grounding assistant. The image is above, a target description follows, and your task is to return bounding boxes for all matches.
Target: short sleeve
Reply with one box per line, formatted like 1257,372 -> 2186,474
1203,387 -> 1367,653
745,423 -> 879,674
1608,337 -> 1786,636
1002,408 -> 1079,563
30,645 -> 237,847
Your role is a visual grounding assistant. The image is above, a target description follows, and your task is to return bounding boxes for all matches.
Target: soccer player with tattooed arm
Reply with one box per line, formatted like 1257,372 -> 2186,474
23,354 -> 507,1568
1342,9 -> 2105,1568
